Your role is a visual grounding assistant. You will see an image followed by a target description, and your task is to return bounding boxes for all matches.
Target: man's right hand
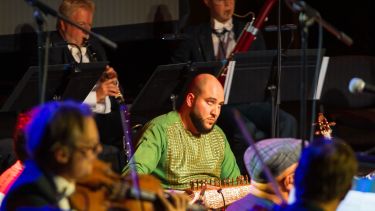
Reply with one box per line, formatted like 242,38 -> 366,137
96,66 -> 120,103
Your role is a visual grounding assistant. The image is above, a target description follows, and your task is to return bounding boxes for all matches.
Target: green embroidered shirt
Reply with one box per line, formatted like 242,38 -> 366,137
122,111 -> 240,189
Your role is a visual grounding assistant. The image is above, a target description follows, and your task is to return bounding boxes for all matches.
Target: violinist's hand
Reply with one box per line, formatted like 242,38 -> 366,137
96,66 -> 120,103
157,190 -> 191,211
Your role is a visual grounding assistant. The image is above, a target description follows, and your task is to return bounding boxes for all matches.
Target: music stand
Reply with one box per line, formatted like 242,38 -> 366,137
130,61 -> 223,126
226,49 -> 326,104
1,62 -> 108,112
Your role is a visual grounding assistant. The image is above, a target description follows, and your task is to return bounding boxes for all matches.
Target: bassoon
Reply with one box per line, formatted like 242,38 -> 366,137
218,0 -> 278,83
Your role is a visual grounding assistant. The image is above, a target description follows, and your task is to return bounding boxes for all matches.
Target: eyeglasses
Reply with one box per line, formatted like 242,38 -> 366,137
74,142 -> 102,156
77,22 -> 92,30
212,0 -> 234,5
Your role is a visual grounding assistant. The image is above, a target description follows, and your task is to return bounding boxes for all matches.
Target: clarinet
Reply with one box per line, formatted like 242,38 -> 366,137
115,94 -> 133,164
115,94 -> 143,202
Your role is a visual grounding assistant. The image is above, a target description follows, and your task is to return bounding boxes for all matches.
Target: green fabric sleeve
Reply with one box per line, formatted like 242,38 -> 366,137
220,136 -> 241,179
122,122 -> 166,175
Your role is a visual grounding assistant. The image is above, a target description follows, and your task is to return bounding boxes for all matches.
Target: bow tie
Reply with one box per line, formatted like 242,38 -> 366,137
212,28 -> 229,37
69,45 -> 87,57
212,19 -> 233,33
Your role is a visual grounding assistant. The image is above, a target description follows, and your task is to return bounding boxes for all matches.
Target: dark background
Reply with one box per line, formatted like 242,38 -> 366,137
0,0 -> 373,106
1,0 -> 375,146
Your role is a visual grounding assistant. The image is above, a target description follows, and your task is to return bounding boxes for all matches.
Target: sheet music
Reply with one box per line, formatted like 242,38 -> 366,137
224,60 -> 236,104
314,56 -> 330,100
337,190 -> 375,211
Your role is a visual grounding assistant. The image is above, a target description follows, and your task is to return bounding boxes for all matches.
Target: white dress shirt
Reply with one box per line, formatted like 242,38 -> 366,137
53,175 -> 76,210
68,44 -> 111,114
211,18 -> 236,59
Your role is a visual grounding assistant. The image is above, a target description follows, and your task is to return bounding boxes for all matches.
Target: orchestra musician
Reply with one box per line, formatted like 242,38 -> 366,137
122,73 -> 241,190
275,138 -> 358,211
170,0 -> 298,176
0,101 -> 193,211
227,138 -> 302,210
0,101 -> 102,210
29,0 -> 125,172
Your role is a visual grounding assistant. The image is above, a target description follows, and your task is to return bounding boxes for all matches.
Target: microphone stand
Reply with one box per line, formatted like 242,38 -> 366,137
272,0 -> 283,138
299,13 -> 309,141
285,0 -> 353,146
33,9 -> 49,104
25,0 -> 117,103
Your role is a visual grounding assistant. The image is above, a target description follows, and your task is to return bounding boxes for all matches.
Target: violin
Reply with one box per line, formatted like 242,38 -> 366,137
69,159 -> 164,211
70,159 -> 205,211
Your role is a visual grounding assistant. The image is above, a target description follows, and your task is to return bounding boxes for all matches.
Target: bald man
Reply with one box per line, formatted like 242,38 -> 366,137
122,74 -> 240,189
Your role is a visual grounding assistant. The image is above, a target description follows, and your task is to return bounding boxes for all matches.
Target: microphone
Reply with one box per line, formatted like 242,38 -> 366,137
348,77 -> 375,94
285,0 -> 353,46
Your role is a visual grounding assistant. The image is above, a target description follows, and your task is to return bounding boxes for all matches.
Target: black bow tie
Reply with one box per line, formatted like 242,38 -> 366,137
213,28 -> 229,37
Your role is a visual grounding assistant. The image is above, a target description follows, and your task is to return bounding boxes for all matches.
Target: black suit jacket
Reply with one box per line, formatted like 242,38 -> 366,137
171,18 -> 267,63
39,32 -> 123,148
47,32 -> 107,65
1,160 -> 61,211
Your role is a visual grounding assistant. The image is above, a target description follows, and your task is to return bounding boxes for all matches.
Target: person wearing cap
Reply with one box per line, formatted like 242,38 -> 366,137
227,138 -> 302,211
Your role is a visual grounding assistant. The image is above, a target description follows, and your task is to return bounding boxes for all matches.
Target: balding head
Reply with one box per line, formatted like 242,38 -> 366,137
180,74 -> 224,135
188,73 -> 223,96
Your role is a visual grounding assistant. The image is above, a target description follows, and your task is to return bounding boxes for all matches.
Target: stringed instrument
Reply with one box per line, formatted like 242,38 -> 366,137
186,176 -> 251,209
313,112 -> 336,139
69,159 -> 161,211
70,159 -> 207,211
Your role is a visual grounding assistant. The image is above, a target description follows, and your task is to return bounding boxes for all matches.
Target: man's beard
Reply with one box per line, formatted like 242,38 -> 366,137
189,110 -> 215,134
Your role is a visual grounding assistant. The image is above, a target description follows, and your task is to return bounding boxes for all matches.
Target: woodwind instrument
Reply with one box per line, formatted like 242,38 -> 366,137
218,0 -> 278,83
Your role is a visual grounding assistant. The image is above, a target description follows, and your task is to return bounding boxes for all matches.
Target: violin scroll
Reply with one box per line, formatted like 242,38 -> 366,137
313,113 -> 336,139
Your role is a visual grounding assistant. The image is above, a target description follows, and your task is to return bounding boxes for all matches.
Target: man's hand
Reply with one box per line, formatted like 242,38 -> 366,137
157,190 -> 192,211
96,65 -> 120,103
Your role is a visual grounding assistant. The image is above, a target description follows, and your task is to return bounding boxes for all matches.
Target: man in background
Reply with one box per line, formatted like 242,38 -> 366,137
227,138 -> 302,210
29,0 -> 125,172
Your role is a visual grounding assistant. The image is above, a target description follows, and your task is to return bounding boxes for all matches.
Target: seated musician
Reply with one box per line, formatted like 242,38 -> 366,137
122,73 -> 241,190
275,138 -> 358,211
227,138 -> 302,211
170,0 -> 298,176
0,101 -> 191,211
0,101 -> 102,210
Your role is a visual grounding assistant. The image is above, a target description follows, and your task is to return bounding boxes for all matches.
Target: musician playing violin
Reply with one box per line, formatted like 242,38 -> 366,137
170,0 -> 298,177
1,101 -> 102,210
1,101 -> 192,211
